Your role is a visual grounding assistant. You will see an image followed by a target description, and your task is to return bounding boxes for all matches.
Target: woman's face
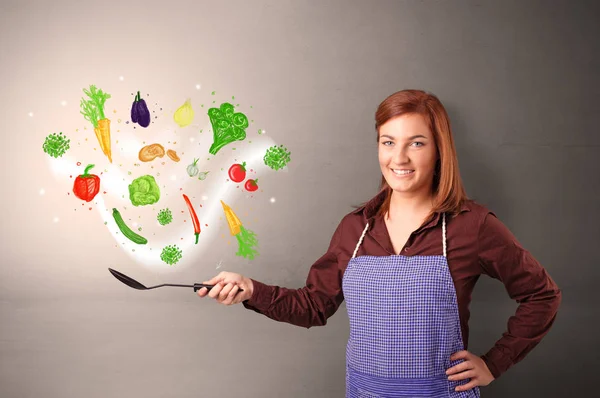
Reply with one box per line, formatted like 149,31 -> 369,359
378,113 -> 438,198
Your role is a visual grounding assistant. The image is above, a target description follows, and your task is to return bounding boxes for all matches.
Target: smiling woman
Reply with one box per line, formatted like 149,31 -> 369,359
378,115 -> 439,204
375,89 -> 467,220
198,89 -> 562,398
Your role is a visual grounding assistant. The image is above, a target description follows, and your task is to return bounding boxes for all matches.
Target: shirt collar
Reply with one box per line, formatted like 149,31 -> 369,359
353,188 -> 471,231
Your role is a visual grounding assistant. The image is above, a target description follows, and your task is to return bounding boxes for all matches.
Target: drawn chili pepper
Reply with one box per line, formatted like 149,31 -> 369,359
182,194 -> 200,244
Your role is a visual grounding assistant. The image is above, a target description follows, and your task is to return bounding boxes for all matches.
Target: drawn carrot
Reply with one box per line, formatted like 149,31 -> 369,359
80,85 -> 112,163
182,194 -> 200,244
220,200 -> 259,260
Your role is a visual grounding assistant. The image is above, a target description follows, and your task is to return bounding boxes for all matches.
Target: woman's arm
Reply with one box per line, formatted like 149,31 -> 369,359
477,212 -> 562,379
241,219 -> 346,328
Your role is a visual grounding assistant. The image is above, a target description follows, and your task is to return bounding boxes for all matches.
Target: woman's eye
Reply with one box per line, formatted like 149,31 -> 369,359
382,141 -> 394,146
411,141 -> 424,147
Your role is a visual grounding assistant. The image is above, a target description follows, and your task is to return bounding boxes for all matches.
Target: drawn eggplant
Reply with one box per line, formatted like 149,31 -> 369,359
131,91 -> 151,128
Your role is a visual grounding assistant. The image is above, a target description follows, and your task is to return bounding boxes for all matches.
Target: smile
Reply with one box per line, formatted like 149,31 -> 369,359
392,169 -> 414,176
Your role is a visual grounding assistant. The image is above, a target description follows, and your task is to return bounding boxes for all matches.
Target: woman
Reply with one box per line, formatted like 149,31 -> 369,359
197,89 -> 562,397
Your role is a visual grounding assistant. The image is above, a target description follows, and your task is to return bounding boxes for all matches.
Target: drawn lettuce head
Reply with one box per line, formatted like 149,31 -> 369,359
129,175 -> 160,206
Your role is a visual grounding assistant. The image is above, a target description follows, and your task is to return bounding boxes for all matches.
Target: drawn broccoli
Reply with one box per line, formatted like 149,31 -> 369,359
208,102 -> 248,155
129,175 -> 160,206
43,132 -> 70,158
157,209 -> 173,225
263,144 -> 291,171
161,245 -> 182,265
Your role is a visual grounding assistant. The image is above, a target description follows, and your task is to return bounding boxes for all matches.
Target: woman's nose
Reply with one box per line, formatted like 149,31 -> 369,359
392,147 -> 409,164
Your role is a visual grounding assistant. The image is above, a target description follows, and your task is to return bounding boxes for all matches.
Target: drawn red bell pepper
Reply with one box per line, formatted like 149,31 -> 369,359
73,164 -> 100,202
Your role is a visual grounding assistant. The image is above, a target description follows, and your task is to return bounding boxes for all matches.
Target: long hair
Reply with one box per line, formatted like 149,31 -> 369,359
373,89 -> 468,218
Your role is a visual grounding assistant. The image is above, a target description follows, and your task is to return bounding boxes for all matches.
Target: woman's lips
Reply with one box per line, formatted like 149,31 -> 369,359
391,169 -> 414,177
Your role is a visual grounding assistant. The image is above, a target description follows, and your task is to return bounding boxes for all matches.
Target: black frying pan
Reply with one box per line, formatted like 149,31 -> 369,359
108,268 -> 243,292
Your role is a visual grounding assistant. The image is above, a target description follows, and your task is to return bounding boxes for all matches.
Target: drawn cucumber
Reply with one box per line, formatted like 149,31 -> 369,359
112,208 -> 148,245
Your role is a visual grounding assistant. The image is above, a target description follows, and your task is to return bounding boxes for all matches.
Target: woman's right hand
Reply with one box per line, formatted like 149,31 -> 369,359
197,271 -> 254,305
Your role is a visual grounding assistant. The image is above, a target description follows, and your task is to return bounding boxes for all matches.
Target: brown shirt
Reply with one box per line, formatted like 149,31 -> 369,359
243,189 -> 562,379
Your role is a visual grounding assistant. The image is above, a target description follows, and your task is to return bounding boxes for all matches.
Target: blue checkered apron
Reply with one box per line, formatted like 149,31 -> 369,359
342,214 -> 480,397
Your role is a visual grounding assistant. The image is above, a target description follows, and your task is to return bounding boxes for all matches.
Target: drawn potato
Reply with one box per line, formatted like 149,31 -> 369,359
167,149 -> 180,162
139,144 -> 165,162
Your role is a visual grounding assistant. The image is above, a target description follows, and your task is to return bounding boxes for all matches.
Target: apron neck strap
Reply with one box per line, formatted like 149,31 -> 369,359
351,213 -> 447,259
442,213 -> 447,258
352,223 -> 369,259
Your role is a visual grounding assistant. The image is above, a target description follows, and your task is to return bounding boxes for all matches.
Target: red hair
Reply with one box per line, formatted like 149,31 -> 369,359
374,89 -> 468,217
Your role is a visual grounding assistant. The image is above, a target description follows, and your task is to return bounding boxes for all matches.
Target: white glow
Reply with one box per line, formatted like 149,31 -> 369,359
28,112 -> 33,117
39,189 -> 45,195
190,137 -> 195,143
196,84 -> 201,90
119,76 -> 124,81
270,197 -> 276,203
53,217 -> 59,223
61,101 -> 67,106
45,116 -> 278,272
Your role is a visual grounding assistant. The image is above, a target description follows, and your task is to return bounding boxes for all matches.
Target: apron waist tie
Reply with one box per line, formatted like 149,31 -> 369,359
347,366 -> 453,398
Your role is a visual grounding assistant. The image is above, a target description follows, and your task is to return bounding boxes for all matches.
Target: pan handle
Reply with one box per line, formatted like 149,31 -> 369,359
193,283 -> 244,292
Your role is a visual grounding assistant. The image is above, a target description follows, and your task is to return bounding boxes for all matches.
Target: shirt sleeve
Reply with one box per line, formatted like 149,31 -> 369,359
241,218 -> 346,328
477,212 -> 562,379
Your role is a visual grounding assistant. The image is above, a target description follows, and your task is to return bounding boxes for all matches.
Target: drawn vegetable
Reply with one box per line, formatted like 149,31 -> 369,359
112,208 -> 148,244
264,144 -> 291,171
161,245 -> 182,265
198,171 -> 210,180
157,208 -> 173,226
73,164 -> 100,202
43,132 -> 70,158
139,143 -> 165,162
228,162 -> 246,182
174,98 -> 194,127
208,102 -> 248,155
187,158 -> 200,177
221,200 -> 259,260
129,175 -> 161,206
166,149 -> 180,162
131,91 -> 151,128
244,178 -> 259,192
80,85 -> 112,163
183,194 -> 200,244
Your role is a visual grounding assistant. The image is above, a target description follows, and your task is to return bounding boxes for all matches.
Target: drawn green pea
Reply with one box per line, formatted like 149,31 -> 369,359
112,208 -> 148,245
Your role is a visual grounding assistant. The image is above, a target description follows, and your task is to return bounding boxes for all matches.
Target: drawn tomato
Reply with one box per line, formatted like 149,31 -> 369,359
244,179 -> 258,192
228,162 -> 247,182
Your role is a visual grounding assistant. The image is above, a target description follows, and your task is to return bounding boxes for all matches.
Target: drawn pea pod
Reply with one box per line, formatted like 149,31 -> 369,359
112,208 -> 148,245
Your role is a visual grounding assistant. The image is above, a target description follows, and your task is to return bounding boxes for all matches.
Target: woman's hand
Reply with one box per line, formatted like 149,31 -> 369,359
197,271 -> 254,305
446,350 -> 495,392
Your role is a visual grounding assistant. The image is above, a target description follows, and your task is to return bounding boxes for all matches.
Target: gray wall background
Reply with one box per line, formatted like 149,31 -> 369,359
1,0 -> 597,397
